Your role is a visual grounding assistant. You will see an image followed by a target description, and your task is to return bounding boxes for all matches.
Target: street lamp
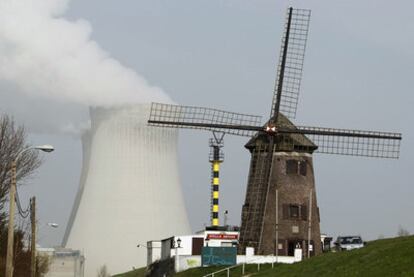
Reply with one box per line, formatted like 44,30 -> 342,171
34,145 -> 54,153
5,145 -> 54,277
36,221 -> 59,253
47,222 -> 59,228
37,222 -> 59,244
174,238 -> 182,273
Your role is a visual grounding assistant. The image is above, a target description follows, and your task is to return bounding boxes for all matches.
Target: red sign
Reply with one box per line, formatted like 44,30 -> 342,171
206,233 -> 238,240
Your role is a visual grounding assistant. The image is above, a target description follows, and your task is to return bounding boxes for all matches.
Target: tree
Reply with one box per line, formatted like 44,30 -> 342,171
0,114 -> 44,276
397,225 -> 410,237
0,115 -> 41,213
97,265 -> 111,277
0,224 -> 50,277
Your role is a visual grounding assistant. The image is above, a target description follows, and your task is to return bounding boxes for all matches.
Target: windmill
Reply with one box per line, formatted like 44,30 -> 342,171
148,7 -> 401,256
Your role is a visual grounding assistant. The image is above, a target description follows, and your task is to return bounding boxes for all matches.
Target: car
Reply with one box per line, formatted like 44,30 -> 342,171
334,236 -> 365,251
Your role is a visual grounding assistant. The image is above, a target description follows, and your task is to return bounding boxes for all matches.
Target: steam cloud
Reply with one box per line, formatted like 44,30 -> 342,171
0,0 -> 172,106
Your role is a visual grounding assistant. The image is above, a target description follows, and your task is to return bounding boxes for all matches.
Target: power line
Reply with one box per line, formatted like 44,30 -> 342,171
15,188 -> 30,219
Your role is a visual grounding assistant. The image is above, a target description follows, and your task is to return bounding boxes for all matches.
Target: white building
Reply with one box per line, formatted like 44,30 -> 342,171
147,227 -> 303,273
38,248 -> 84,277
63,104 -> 191,276
153,228 -> 240,262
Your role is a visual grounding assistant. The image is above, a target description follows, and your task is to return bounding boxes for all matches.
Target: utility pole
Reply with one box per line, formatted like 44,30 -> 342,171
6,161 -> 17,277
275,188 -> 279,262
5,145 -> 54,277
30,197 -> 37,277
307,189 -> 313,259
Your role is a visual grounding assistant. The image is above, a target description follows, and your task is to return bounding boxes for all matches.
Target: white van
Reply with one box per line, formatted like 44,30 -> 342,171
334,236 -> 365,251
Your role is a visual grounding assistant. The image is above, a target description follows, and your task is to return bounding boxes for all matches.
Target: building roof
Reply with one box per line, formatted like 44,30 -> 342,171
245,113 -> 317,153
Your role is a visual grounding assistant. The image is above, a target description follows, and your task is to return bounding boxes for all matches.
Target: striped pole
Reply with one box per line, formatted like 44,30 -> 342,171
209,133 -> 224,228
211,161 -> 220,226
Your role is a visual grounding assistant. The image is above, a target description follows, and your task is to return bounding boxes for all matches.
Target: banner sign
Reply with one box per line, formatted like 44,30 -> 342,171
206,233 -> 238,240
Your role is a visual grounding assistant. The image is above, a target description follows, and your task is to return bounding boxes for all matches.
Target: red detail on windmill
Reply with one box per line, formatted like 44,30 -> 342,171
206,233 -> 239,240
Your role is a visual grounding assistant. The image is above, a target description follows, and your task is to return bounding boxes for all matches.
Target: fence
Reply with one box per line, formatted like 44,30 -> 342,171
202,262 -> 273,277
202,250 -> 302,277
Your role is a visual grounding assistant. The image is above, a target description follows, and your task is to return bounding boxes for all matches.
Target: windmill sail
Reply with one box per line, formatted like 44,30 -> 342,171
148,102 -> 262,137
283,125 -> 401,158
149,103 -> 402,159
270,8 -> 311,120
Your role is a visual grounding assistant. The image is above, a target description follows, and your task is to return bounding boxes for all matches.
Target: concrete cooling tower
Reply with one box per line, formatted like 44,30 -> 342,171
63,104 -> 191,276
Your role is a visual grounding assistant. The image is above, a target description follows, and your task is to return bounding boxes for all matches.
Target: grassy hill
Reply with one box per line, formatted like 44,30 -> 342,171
116,235 -> 414,276
252,235 -> 414,277
113,267 -> 147,277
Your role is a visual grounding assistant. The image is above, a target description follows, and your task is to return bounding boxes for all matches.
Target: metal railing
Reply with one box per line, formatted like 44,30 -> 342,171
202,256 -> 277,277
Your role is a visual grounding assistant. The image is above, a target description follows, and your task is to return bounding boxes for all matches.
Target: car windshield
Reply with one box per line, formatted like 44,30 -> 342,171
340,237 -> 362,244
351,238 -> 362,244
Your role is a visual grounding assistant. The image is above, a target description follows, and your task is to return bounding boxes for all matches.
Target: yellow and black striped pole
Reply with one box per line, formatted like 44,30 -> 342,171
211,160 -> 220,226
209,133 -> 224,228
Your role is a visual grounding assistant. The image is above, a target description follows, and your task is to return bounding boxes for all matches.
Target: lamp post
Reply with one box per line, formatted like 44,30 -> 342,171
174,238 -> 182,273
46,222 -> 59,228
30,197 -> 36,277
137,243 -> 149,268
5,145 -> 54,277
36,222 -> 59,245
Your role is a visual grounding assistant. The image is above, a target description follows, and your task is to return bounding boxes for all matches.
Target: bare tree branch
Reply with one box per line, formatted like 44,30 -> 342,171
0,115 -> 42,214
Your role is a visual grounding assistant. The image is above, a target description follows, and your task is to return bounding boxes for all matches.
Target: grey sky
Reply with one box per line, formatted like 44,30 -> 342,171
1,0 -> 412,247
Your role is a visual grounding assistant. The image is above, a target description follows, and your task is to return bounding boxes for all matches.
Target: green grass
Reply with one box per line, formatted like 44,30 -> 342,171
178,235 -> 414,277
253,235 -> 414,277
112,267 -> 147,277
116,235 -> 414,277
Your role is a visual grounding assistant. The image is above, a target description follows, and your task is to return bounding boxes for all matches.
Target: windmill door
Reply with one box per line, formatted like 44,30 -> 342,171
287,240 -> 303,256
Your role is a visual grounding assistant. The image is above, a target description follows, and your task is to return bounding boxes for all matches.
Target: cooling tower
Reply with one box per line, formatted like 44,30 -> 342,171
63,104 -> 191,276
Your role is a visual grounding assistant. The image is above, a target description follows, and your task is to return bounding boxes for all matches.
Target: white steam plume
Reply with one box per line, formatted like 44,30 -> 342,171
0,0 -> 172,106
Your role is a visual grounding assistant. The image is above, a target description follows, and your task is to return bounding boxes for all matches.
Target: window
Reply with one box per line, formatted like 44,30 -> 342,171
286,160 -> 307,176
221,242 -> 233,247
286,160 -> 298,175
289,205 -> 300,218
283,204 -> 308,221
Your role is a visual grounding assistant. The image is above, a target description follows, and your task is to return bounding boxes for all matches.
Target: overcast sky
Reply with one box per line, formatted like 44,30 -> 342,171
1,0 -> 413,247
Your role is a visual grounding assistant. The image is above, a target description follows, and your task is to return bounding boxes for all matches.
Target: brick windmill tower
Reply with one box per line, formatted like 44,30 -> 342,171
148,7 -> 401,257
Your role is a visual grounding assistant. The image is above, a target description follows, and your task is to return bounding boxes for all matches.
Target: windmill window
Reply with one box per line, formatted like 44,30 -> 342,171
289,205 -> 300,218
283,204 -> 307,220
286,160 -> 307,176
286,160 -> 298,175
